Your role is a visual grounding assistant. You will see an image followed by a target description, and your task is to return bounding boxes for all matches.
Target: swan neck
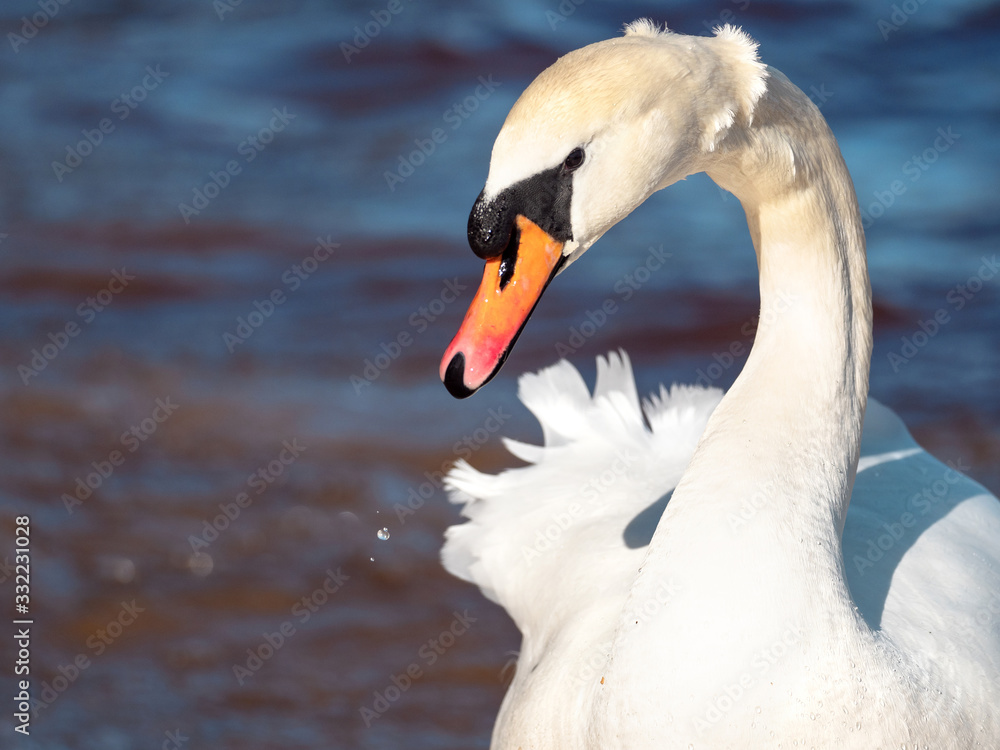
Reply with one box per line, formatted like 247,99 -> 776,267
596,44 -> 879,744
703,68 -> 874,515
641,66 -> 874,618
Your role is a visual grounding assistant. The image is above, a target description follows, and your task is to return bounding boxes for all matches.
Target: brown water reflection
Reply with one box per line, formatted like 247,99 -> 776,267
3,220 -> 996,750
2,2 -> 998,748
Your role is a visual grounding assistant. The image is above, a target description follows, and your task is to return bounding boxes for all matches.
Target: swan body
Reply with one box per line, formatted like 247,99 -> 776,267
439,21 -> 1000,748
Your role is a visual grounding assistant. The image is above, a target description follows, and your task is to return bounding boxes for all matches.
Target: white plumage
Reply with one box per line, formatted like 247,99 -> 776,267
440,20 -> 1000,749
444,354 -> 1000,747
444,351 -> 721,619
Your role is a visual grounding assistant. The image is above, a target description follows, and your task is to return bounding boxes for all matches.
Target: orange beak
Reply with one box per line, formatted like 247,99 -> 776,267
441,215 -> 565,397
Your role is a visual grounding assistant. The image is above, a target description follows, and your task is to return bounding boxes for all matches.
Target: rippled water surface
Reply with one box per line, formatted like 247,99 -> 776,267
1,1 -> 998,747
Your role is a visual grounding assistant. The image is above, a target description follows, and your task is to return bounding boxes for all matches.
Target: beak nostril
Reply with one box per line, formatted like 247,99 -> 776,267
497,223 -> 521,291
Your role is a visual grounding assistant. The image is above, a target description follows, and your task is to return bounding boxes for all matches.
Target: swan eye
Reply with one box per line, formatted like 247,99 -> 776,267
563,147 -> 585,172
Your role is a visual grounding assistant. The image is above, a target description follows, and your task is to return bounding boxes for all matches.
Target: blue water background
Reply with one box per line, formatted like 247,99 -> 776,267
0,1 -> 998,747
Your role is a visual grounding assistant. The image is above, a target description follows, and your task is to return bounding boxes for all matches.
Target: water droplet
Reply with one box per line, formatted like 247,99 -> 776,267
855,721 -> 862,730
377,527 -> 390,541
188,552 -> 213,577
99,555 -> 136,583
755,706 -> 762,714
369,557 -> 374,562
809,713 -> 816,720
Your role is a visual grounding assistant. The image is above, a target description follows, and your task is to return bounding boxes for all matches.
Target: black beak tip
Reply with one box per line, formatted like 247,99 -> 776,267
443,352 -> 476,399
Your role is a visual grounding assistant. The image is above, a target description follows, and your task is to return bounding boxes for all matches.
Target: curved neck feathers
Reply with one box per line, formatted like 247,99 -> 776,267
610,62 -> 874,687
699,65 -> 873,536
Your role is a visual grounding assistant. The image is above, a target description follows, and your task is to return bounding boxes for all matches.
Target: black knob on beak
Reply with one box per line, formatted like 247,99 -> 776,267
467,189 -> 514,260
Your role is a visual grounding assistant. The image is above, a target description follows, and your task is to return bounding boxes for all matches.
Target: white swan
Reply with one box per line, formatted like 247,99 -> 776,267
437,21 -> 1000,748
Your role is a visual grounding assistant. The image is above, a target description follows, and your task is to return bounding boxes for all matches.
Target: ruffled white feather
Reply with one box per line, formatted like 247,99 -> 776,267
443,351 -> 722,639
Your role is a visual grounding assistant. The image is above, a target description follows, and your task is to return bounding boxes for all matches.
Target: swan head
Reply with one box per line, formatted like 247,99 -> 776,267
441,21 -> 767,398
